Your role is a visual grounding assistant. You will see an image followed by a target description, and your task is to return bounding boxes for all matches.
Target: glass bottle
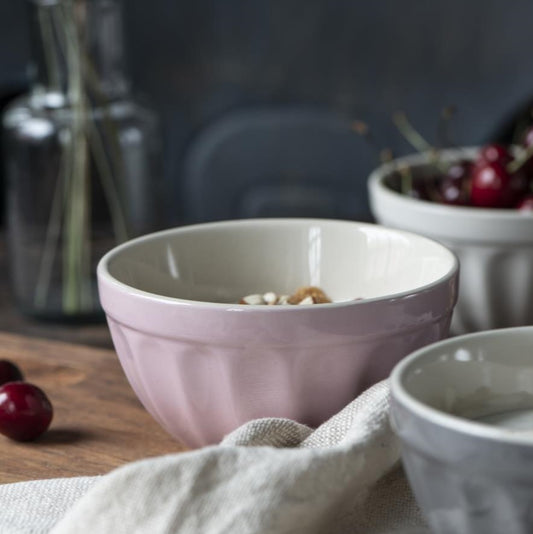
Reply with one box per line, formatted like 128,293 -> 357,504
3,0 -> 161,321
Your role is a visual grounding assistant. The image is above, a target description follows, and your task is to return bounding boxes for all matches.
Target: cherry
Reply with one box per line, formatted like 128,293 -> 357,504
506,170 -> 529,204
409,181 -> 432,201
448,160 -> 473,181
519,126 -> 533,180
439,161 -> 473,205
394,171 -> 435,200
517,194 -> 533,211
478,143 -> 513,166
523,127 -> 533,148
408,175 -> 444,202
470,161 -> 527,208
0,382 -> 53,441
403,182 -> 428,200
470,162 -> 507,207
0,360 -> 24,386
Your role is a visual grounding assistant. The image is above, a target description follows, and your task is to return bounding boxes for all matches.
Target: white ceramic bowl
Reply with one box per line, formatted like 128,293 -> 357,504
368,148 -> 533,334
391,326 -> 533,534
97,218 -> 458,447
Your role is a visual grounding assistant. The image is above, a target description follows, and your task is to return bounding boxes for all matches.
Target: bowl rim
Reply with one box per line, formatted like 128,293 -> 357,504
390,325 -> 533,446
368,146 -> 533,221
97,217 -> 459,310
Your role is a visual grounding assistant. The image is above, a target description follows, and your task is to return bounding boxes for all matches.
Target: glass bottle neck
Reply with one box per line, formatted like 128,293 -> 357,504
28,0 -> 129,107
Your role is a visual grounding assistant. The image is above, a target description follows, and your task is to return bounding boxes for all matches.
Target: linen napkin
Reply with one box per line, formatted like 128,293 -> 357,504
0,380 -> 428,534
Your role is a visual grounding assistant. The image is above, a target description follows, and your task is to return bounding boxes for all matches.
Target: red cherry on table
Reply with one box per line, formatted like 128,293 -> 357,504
0,360 -> 24,386
0,382 -> 53,441
470,161 -> 527,208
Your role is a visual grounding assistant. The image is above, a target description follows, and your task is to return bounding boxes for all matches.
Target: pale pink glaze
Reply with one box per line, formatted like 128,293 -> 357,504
98,268 -> 458,447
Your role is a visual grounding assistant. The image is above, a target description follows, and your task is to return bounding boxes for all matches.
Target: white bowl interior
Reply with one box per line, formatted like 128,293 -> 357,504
103,219 -> 456,304
395,328 -> 533,428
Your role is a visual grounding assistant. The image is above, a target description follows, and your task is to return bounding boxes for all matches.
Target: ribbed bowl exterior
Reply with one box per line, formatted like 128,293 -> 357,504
390,327 -> 533,534
99,274 -> 457,447
395,403 -> 533,534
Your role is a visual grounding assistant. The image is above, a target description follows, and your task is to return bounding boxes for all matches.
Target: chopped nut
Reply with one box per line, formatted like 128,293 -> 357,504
287,286 -> 332,305
241,294 -> 265,305
240,286 -> 333,306
263,292 -> 278,305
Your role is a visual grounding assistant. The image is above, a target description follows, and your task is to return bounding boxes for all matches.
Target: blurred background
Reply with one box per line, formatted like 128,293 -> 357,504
1,0 -> 533,344
2,0 -> 533,228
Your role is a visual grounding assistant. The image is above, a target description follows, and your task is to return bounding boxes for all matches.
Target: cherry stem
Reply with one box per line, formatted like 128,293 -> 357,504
393,111 -> 447,172
507,144 -> 533,174
393,111 -> 432,153
437,106 -> 456,148
397,163 -> 413,195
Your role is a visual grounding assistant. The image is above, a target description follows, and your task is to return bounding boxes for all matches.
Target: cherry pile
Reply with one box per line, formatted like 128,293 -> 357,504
0,360 -> 53,441
396,127 -> 533,211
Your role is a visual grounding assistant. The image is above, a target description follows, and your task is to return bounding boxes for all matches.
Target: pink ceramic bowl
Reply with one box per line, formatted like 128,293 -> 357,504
97,218 -> 458,447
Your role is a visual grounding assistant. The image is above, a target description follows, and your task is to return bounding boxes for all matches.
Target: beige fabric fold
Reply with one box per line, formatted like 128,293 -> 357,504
48,380 -> 427,534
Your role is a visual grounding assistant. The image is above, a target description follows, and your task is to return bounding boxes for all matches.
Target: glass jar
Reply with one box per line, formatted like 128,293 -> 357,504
3,0 -> 161,321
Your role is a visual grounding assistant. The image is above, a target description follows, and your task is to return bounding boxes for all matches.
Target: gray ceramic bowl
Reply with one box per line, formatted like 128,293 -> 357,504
390,326 -> 533,534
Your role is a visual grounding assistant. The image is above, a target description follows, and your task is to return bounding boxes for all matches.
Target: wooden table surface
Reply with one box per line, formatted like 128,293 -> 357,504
0,332 -> 187,484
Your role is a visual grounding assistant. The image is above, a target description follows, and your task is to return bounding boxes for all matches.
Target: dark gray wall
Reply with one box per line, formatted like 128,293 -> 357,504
2,0 -> 533,224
